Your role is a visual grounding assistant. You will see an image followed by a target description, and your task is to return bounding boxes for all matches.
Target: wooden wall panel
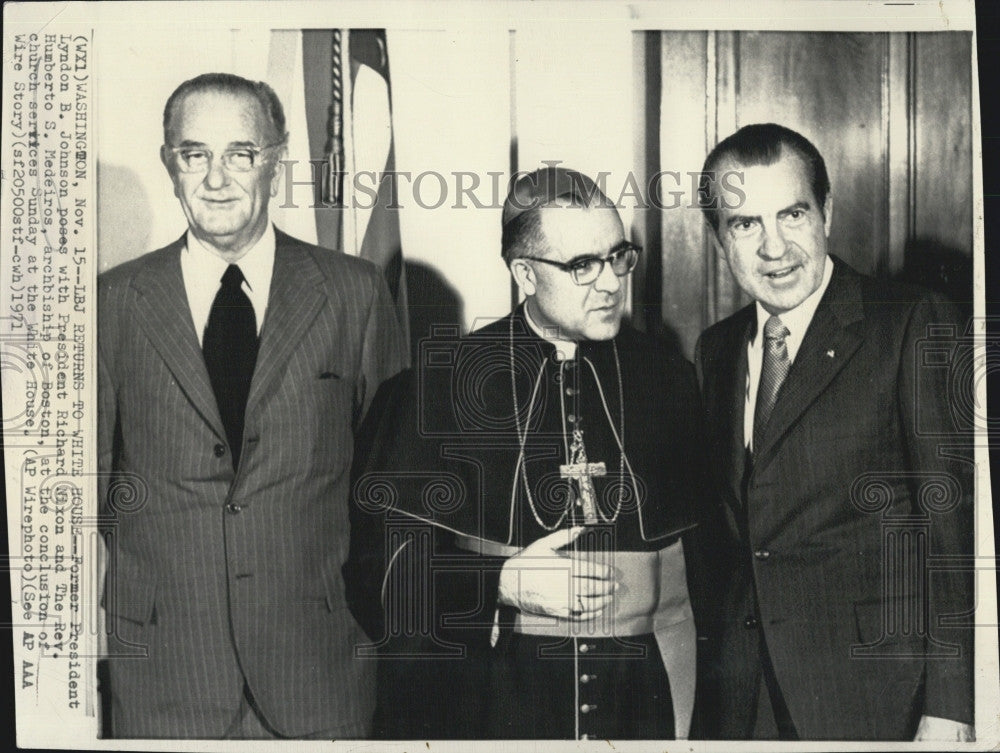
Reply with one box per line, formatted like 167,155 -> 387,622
710,32 -> 748,328
652,30 -> 973,355
736,32 -> 887,276
657,31 -> 711,353
631,32 -> 660,334
913,32 -> 973,257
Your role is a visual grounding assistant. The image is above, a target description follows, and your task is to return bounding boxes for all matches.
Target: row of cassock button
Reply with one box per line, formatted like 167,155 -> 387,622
559,366 -> 581,426
555,362 -> 580,424
578,643 -> 598,740
555,366 -> 581,430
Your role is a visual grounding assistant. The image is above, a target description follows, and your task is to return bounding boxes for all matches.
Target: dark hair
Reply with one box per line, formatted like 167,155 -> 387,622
502,208 -> 552,265
500,181 -> 613,265
698,123 -> 830,232
162,73 -> 287,144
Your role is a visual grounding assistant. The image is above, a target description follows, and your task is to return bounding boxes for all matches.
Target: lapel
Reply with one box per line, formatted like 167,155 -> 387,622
131,236 -> 225,441
752,257 -> 865,474
245,229 -> 327,414
729,317 -> 752,505
718,307 -> 754,506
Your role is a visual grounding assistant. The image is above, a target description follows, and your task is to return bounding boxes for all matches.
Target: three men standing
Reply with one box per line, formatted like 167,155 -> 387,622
98,74 -> 405,738
98,72 -> 974,742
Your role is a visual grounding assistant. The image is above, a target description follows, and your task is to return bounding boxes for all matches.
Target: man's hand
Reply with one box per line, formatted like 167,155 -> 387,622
913,715 -> 974,741
497,527 -> 615,621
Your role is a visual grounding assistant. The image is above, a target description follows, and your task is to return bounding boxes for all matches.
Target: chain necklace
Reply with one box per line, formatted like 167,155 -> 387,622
509,313 -> 631,531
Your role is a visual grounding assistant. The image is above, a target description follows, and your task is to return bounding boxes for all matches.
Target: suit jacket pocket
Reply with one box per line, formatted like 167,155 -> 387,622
269,370 -> 355,476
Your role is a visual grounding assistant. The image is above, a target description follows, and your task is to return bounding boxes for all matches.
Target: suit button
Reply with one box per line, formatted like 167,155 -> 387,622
580,733 -> 590,740
580,703 -> 596,714
744,616 -> 758,629
580,674 -> 589,684
753,549 -> 771,560
213,443 -> 226,458
579,643 -> 590,653
226,502 -> 243,514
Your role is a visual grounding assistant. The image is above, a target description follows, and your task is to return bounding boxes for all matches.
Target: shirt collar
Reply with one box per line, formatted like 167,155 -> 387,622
184,223 -> 276,296
753,254 -> 834,346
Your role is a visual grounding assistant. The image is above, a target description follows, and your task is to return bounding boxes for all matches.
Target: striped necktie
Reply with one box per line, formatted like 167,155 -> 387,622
753,315 -> 790,454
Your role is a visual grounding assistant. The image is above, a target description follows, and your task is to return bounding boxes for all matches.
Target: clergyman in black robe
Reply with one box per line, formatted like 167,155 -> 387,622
351,167 -> 710,741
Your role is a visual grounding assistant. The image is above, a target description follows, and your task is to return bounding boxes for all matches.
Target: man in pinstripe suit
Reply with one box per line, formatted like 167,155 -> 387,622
97,73 -> 406,738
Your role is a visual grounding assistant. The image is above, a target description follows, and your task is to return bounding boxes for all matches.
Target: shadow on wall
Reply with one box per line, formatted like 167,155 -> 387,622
98,658 -> 111,737
404,260 -> 464,364
895,239 -> 973,320
98,162 -> 155,273
635,303 -> 685,361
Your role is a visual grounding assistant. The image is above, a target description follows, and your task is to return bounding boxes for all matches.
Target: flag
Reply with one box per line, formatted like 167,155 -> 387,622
301,29 -> 410,358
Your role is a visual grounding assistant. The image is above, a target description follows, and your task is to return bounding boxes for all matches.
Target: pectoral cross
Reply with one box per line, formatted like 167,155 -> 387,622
560,430 -> 606,525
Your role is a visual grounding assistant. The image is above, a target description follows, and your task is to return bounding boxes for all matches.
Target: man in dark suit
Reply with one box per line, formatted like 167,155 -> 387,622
97,73 -> 406,738
693,123 -> 974,741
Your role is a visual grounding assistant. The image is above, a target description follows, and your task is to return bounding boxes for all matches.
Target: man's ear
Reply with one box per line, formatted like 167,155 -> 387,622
160,145 -> 181,199
822,195 -> 833,237
269,146 -> 288,198
509,258 -> 537,297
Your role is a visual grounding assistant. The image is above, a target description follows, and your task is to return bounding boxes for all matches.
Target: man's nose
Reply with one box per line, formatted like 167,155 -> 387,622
593,259 -> 622,293
758,223 -> 789,260
203,157 -> 231,190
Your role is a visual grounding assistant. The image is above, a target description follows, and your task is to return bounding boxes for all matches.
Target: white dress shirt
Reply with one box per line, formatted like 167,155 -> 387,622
744,255 -> 834,450
180,225 -> 276,346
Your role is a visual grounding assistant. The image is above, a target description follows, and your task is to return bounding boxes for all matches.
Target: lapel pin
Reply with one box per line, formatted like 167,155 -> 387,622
826,349 -> 835,359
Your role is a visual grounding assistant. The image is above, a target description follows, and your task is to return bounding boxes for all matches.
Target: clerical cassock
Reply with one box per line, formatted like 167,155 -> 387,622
355,305 -> 708,740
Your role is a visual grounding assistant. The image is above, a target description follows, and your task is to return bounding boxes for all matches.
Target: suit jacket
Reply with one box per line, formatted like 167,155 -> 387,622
97,228 -> 406,738
693,257 -> 973,740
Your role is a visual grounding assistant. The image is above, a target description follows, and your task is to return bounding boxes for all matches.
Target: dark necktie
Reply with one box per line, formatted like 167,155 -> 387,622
203,264 -> 259,469
752,315 -> 790,454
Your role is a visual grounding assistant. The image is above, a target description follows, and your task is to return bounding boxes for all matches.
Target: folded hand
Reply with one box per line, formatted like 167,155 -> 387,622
497,526 -> 615,621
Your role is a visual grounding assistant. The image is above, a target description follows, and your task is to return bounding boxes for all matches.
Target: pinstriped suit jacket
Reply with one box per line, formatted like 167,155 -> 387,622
98,228 -> 406,738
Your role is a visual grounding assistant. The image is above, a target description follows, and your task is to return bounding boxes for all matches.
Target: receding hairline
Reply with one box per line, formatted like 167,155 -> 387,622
715,141 -> 808,171
534,201 -> 624,252
698,123 -> 831,234
537,199 -> 622,228
163,85 -> 283,144
501,187 -> 620,264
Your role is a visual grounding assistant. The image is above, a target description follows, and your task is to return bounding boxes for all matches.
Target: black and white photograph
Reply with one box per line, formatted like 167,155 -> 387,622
1,0 -> 996,748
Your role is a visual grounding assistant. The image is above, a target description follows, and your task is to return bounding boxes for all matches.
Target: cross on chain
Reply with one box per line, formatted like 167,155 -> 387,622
559,432 -> 606,525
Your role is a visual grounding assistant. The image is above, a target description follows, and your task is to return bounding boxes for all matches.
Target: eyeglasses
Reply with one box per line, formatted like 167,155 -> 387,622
520,242 -> 641,286
165,143 -> 285,174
